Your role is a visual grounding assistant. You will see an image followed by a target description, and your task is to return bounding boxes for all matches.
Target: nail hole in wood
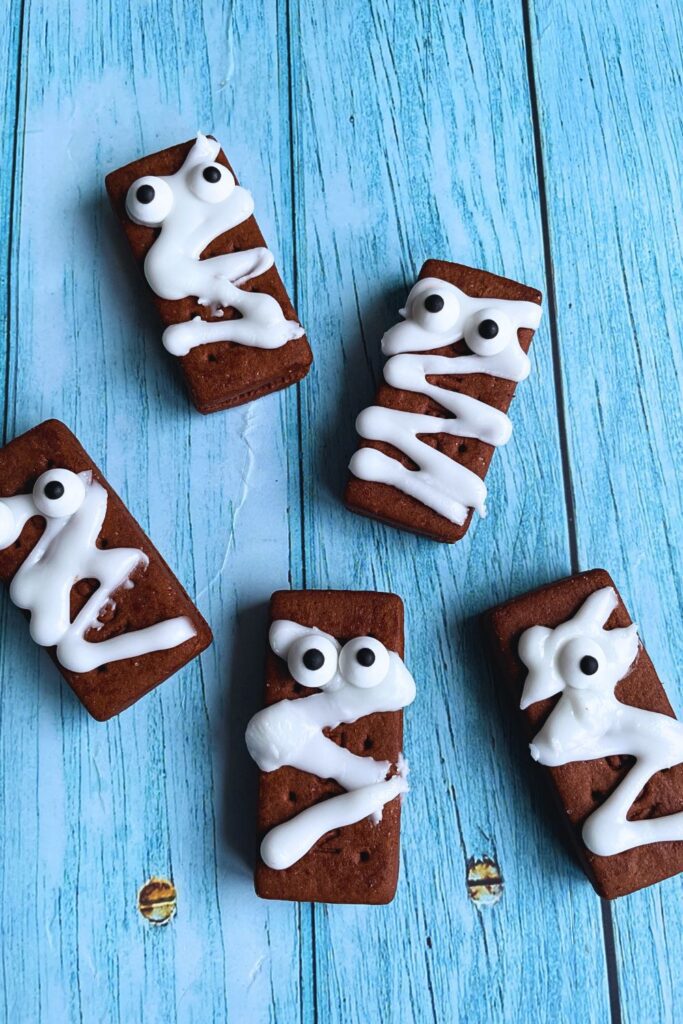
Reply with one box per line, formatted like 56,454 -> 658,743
138,877 -> 177,926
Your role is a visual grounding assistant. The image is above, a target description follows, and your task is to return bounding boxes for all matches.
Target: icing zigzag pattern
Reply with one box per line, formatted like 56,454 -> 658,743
350,276 -> 542,525
125,133 -> 304,356
520,587 -> 683,857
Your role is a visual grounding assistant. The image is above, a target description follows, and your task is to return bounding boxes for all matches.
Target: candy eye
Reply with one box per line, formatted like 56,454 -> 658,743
33,469 -> 86,518
558,638 -> 605,689
188,163 -> 235,203
411,286 -> 461,333
339,636 -> 390,688
464,307 -> 514,356
287,633 -> 338,689
125,176 -> 174,227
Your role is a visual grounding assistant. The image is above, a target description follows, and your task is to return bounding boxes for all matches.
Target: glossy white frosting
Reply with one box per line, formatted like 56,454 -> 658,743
0,469 -> 196,673
125,133 -> 304,354
519,586 -> 683,856
246,619 -> 416,870
350,276 -> 542,524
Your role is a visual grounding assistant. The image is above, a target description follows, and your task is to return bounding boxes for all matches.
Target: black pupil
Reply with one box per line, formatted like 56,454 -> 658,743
424,293 -> 445,313
356,648 -> 375,667
44,480 -> 65,500
580,655 -> 599,675
203,166 -> 222,183
303,648 -> 324,671
136,184 -> 155,204
478,319 -> 499,339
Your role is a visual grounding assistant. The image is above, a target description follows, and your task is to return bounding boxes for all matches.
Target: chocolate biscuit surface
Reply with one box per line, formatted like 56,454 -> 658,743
485,569 -> 683,898
106,137 -> 312,413
255,590 -> 406,904
345,260 -> 542,542
0,420 -> 212,720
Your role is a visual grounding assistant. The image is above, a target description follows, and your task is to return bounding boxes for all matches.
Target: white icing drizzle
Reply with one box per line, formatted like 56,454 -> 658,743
245,619 -> 416,870
261,776 -> 409,871
519,586 -> 683,857
0,469 -> 196,673
350,276 -> 542,525
162,282 -> 305,357
125,132 -> 304,355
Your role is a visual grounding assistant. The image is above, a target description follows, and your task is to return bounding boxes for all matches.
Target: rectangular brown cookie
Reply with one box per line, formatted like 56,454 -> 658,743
345,260 -> 542,542
0,420 -> 212,720
485,568 -> 683,898
255,590 -> 405,904
105,138 -> 312,413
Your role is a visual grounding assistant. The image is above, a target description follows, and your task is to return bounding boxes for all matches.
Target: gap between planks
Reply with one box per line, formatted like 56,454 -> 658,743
522,2 -> 623,1023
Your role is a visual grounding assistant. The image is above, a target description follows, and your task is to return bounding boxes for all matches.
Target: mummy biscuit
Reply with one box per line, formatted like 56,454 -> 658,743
346,260 -> 542,542
248,590 -> 415,904
0,420 -> 212,719
106,133 -> 312,413
486,569 -> 683,898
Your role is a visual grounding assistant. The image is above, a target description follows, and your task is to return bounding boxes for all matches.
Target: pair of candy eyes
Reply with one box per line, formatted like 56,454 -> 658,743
125,163 -> 234,226
412,290 -> 513,355
287,635 -> 390,690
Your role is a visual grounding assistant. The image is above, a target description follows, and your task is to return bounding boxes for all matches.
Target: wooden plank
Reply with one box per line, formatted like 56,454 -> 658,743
0,1 -> 304,1022
0,0 -> 25,437
290,0 -> 610,1021
528,0 -> 683,1020
0,4 -> 35,1022
3,0 -> 680,1019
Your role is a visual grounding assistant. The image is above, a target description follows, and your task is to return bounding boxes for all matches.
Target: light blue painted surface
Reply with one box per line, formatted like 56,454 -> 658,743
0,1 -> 681,1022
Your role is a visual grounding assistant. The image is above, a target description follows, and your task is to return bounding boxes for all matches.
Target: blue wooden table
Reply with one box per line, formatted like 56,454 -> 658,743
1,1 -> 682,1021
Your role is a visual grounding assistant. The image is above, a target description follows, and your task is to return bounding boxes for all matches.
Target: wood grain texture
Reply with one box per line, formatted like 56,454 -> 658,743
289,1 -> 608,1021
0,1 -> 303,1022
528,1 -> 683,1020
0,0 -> 680,1021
